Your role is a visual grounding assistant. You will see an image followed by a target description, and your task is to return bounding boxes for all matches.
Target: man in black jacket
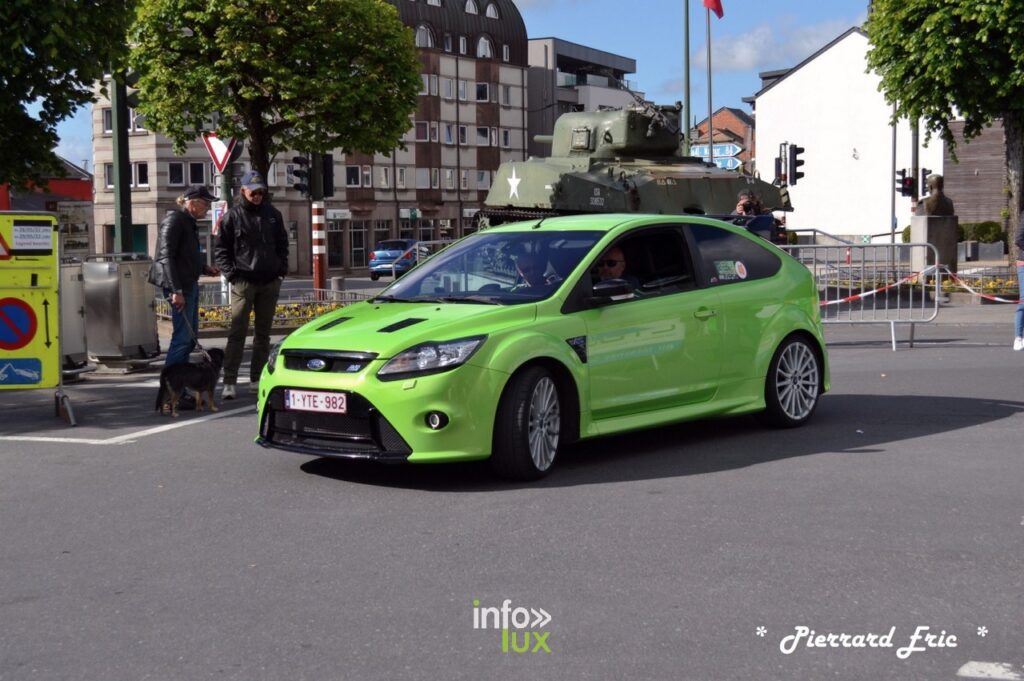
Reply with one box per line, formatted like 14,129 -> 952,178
214,169 -> 289,398
148,184 -> 218,370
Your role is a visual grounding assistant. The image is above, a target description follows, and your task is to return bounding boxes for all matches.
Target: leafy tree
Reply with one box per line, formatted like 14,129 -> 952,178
0,0 -> 135,186
129,0 -> 421,180
865,1 -> 1024,256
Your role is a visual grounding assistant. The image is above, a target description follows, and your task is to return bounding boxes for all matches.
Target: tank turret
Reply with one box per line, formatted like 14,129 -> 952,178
479,100 -> 791,234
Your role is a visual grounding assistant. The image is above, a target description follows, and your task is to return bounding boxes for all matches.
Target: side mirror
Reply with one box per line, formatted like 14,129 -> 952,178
585,278 -> 634,307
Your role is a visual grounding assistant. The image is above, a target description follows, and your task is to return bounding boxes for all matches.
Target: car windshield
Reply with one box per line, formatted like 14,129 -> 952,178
380,230 -> 603,304
376,240 -> 411,252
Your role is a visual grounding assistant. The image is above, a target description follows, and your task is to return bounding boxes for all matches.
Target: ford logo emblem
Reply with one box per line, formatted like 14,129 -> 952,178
306,358 -> 327,371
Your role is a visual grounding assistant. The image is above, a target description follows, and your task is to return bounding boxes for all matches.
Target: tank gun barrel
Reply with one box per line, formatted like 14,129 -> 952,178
534,134 -> 553,145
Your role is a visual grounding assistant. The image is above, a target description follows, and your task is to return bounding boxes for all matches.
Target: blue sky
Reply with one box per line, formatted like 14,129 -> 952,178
55,0 -> 869,171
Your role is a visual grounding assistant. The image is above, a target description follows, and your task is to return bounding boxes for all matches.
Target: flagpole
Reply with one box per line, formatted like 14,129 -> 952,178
706,6 -> 713,166
683,0 -> 691,155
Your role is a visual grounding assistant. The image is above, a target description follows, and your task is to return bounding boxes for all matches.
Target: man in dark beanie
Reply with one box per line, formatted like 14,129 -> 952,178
214,169 -> 289,399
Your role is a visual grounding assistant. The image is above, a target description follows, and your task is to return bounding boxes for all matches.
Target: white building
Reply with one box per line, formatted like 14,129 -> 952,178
752,27 -> 944,240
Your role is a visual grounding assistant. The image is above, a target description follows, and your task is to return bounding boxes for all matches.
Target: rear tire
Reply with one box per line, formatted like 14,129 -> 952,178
370,273 -> 380,281
759,335 -> 821,428
491,366 -> 561,480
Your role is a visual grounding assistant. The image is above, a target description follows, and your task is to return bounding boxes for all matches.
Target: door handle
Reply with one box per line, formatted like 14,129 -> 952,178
693,308 -> 717,320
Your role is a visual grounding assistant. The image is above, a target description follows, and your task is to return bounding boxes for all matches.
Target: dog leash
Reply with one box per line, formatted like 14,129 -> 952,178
174,295 -> 212,363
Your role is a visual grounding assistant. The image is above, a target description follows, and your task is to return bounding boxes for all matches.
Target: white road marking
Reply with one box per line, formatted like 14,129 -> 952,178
957,662 -> 1024,680
0,405 -> 256,446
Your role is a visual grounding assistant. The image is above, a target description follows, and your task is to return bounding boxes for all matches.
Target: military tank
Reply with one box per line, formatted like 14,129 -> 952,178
478,98 -> 790,239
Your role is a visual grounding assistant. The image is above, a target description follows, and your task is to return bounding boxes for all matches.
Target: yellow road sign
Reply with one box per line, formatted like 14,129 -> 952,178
0,212 -> 60,390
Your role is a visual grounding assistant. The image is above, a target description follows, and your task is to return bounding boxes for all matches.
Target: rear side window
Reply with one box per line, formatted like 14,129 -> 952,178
688,224 -> 781,286
377,240 -> 411,251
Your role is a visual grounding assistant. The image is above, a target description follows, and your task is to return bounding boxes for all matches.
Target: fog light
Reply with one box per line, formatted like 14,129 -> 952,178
425,411 -> 449,430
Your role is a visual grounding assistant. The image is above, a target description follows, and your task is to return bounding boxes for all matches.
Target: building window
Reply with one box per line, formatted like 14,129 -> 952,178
485,3 -> 500,18
130,108 -> 146,131
346,166 -> 361,187
459,35 -> 467,54
458,125 -> 468,145
501,84 -> 512,106
362,165 -> 372,188
419,74 -> 429,95
443,123 -> 454,145
490,127 -> 498,146
427,0 -> 441,5
135,162 -> 149,187
501,128 -> 511,148
430,121 -> 439,142
475,82 -> 489,102
477,170 -> 490,190
104,162 -> 149,188
429,74 -> 438,95
397,167 -> 406,189
415,25 -> 435,48
502,44 -> 510,62
465,0 -> 478,14
415,121 -> 429,141
188,162 -> 206,185
442,77 -> 455,99
476,127 -> 489,146
431,168 -> 439,189
266,162 -> 278,187
458,79 -> 467,101
168,162 -> 185,186
102,109 -> 113,133
476,36 -> 493,59
443,33 -> 452,52
444,168 -> 455,189
460,170 -> 468,190
380,166 -> 391,189
415,168 -> 430,189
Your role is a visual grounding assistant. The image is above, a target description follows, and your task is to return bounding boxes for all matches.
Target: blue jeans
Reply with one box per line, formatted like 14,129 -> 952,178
164,286 -> 199,367
1016,265 -> 1024,338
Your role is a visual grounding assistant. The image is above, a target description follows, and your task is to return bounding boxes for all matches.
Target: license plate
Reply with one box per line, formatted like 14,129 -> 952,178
284,389 -> 347,414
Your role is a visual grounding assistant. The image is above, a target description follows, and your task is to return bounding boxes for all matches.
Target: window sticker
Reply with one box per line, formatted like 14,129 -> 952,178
714,260 -> 740,281
735,261 -> 748,280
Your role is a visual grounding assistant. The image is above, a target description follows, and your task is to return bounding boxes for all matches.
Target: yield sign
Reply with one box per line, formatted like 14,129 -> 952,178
201,132 -> 237,174
0,232 -> 9,260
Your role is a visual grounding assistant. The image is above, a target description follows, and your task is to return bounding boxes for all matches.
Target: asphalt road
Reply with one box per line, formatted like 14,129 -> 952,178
1,319 -> 1022,680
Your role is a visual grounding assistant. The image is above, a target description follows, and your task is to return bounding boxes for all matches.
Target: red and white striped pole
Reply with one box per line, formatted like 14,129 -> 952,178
311,201 -> 326,296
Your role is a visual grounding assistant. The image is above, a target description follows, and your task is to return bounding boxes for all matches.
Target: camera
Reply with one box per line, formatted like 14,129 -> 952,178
741,201 -> 753,213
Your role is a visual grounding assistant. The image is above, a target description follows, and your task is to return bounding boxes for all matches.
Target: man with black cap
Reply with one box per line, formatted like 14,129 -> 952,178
214,169 -> 289,399
148,184 -> 220,408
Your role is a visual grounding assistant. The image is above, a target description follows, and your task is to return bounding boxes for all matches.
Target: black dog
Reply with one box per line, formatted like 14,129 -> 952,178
154,348 -> 225,417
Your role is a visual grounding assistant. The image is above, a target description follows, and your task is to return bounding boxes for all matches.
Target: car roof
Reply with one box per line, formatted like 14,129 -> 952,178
484,212 -> 749,235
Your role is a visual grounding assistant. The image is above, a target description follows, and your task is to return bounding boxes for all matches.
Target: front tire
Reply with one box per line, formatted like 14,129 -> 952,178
759,335 -> 821,428
370,272 -> 380,281
491,366 -> 561,480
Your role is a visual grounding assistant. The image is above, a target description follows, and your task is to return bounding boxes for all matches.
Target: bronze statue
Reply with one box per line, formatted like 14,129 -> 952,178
915,174 -> 955,216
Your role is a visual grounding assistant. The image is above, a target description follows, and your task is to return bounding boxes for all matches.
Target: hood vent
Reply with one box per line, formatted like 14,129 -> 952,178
378,317 -> 427,333
316,316 -> 351,331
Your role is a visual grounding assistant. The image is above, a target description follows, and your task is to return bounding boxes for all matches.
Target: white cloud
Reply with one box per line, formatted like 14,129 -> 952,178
692,16 -> 861,73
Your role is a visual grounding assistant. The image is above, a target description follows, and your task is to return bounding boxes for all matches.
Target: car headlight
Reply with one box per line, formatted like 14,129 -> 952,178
266,339 -> 284,374
377,336 -> 486,381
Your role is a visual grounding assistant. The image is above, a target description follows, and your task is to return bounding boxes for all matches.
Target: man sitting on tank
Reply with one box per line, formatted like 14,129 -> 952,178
733,189 -> 768,216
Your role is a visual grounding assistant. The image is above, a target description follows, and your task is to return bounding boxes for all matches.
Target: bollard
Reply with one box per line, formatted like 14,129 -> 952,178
330,276 -> 346,292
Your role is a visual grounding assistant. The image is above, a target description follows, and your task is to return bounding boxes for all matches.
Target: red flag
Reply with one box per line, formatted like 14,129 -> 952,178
703,0 -> 723,19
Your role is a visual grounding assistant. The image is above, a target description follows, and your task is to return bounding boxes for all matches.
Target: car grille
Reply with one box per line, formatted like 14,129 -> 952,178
282,349 -> 377,374
259,387 -> 412,461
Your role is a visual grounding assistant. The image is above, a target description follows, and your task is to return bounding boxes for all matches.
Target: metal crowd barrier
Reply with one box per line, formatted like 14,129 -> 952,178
780,242 -> 941,350
154,286 -> 372,331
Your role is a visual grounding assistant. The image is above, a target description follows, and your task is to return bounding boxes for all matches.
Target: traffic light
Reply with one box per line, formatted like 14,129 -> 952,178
322,153 -> 334,198
920,167 -> 932,194
292,155 -> 310,196
895,169 -> 915,197
787,144 -> 805,186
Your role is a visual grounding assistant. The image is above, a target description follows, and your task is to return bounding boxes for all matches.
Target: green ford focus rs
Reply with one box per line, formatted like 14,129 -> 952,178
256,214 -> 829,479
